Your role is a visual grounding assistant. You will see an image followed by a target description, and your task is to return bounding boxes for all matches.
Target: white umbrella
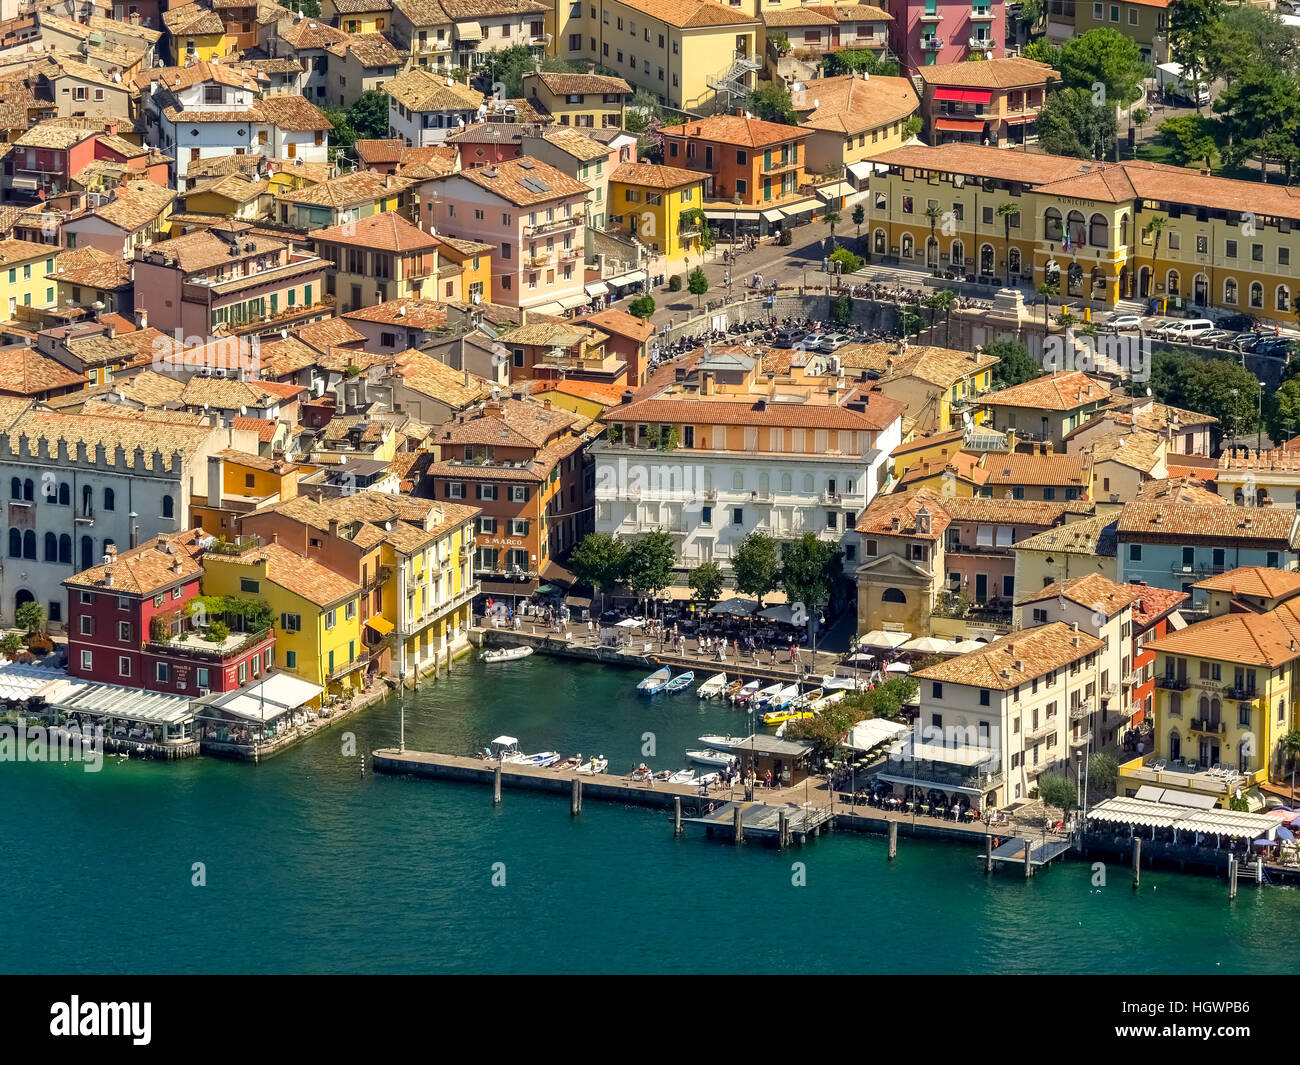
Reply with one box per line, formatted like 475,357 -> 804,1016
900,635 -> 954,654
885,661 -> 912,674
845,652 -> 875,663
615,618 -> 644,628
859,630 -> 911,650
710,598 -> 760,616
946,639 -> 987,654
757,604 -> 797,624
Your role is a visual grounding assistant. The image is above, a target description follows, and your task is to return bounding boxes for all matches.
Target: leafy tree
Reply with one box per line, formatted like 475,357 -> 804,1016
15,600 -> 44,634
986,338 -> 1040,389
830,293 -> 853,326
1037,86 -> 1118,160
1266,377 -> 1300,443
823,49 -> 901,77
569,532 -> 629,611
732,532 -> 781,606
1169,0 -> 1224,107
745,83 -> 796,124
287,0 -> 321,14
0,631 -> 21,656
1086,751 -> 1119,796
851,202 -> 865,242
1036,772 -> 1077,827
903,115 -> 923,139
346,90 -> 390,141
1157,114 -> 1217,168
1212,63 -> 1300,179
1145,215 -> 1167,283
1149,349 -> 1260,440
1208,5 -> 1300,87
628,295 -> 656,319
922,288 -> 957,344
624,532 -> 675,607
1059,28 -> 1147,109
687,561 -> 724,608
322,107 -> 356,159
1022,39 -> 1063,68
824,206 -> 841,247
828,247 -> 862,274
479,44 -> 535,98
687,266 -> 708,309
783,697 -> 870,756
780,533 -> 842,627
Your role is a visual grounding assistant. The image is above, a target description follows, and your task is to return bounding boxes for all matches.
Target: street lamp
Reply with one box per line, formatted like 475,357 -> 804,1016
1259,380 -> 1265,452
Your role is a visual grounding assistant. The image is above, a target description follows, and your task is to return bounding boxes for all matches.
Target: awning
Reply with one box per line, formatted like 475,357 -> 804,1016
817,181 -> 853,201
457,20 -> 482,40
702,209 -> 734,221
933,88 -> 994,104
859,630 -> 911,650
876,773 -> 984,798
584,281 -> 610,297
558,292 -> 587,310
1004,114 -> 1038,125
935,117 -> 986,133
529,300 -> 564,315
10,176 -> 38,190
606,271 -> 642,287
846,160 -> 876,181
843,718 -> 908,752
365,615 -> 395,637
761,208 -> 784,223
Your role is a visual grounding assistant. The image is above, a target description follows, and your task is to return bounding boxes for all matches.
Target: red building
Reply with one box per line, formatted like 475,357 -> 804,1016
1128,585 -> 1191,727
63,531 -> 276,696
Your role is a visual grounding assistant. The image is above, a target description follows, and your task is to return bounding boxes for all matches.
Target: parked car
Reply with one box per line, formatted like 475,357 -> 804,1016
1217,313 -> 1257,333
1155,318 -> 1216,342
1233,332 -> 1266,352
771,329 -> 803,348
1147,321 -> 1179,339
1198,329 -> 1235,346
1107,314 -> 1143,332
816,333 -> 852,353
1255,337 -> 1293,357
792,332 -> 822,350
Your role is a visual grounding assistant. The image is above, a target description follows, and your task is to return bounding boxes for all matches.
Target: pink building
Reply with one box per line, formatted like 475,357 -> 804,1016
888,0 -> 1005,76
422,156 -> 590,314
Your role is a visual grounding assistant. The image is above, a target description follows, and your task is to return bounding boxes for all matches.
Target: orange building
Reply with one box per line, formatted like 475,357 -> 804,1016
660,114 -> 820,238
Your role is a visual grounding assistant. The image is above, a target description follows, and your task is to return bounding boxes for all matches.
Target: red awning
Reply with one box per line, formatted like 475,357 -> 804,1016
933,88 -> 994,104
1004,113 -> 1038,124
935,117 -> 987,132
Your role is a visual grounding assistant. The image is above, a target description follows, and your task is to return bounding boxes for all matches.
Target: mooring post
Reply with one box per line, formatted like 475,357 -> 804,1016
1131,836 -> 1142,889
493,762 -> 502,805
1024,837 -> 1032,879
985,833 -> 993,874
888,819 -> 898,859
674,795 -> 682,836
778,809 -> 788,850
1229,854 -> 1238,900
571,776 -> 581,816
733,804 -> 743,845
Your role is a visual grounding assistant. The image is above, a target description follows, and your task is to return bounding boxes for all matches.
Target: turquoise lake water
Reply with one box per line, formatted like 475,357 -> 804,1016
1,655 -> 1297,974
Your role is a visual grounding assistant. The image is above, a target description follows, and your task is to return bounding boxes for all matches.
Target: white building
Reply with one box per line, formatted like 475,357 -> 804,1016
384,68 -> 484,146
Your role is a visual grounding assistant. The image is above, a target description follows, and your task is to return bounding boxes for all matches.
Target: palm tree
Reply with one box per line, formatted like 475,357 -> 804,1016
824,206 -> 841,250
996,202 -> 1018,283
934,287 -> 957,346
1146,215 -> 1168,303
924,203 -> 942,270
1037,279 -> 1059,335
852,203 -> 865,246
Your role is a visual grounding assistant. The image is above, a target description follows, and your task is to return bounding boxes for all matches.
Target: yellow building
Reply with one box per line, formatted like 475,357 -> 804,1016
791,73 -> 918,180
522,70 -> 632,129
190,449 -> 301,537
163,4 -> 232,63
431,234 -> 492,302
553,0 -> 759,113
889,427 -> 970,483
322,0 -> 394,34
0,240 -> 60,320
202,539 -> 365,693
185,172 -> 273,220
837,341 -> 998,435
309,210 -> 440,311
275,170 -> 412,230
608,162 -> 707,266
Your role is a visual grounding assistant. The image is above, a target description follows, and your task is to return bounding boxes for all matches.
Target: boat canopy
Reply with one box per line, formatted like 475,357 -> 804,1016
491,736 -> 518,746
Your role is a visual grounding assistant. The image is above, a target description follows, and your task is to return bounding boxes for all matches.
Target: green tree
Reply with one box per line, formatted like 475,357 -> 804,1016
1036,278 -> 1059,335
624,531 -> 675,610
1036,772 -> 1077,827
1086,751 -> 1119,796
829,247 -> 862,274
687,561 -> 724,608
830,293 -> 853,326
687,265 -> 708,309
986,338 -> 1040,389
824,206 -> 841,247
923,202 -> 942,266
322,107 -> 356,159
346,90 -> 389,141
1022,39 -> 1063,68
851,202 -> 865,243
1212,63 -> 1300,179
1267,377 -> 1300,444
1149,350 -> 1261,441
1208,5 -> 1300,87
287,0 -> 321,14
996,201 -> 1019,280
628,295 -> 656,319
1145,215 -> 1167,283
0,631 -> 21,656
823,49 -> 901,77
14,600 -> 44,635
1157,114 -> 1218,168
568,532 -> 629,611
732,532 -> 781,606
1059,27 -> 1147,109
903,114 -> 923,140
1037,86 -> 1119,160
780,533 -> 842,629
746,83 -> 797,124
479,44 -> 535,98
1169,0 -> 1224,109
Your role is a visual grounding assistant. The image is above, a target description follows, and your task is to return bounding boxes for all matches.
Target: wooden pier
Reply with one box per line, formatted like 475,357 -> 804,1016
681,800 -> 833,843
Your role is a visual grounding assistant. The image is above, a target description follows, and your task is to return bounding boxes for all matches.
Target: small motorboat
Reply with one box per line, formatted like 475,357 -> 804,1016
482,645 -> 534,663
810,690 -> 846,712
694,771 -> 719,787
763,707 -> 813,725
723,678 -> 745,700
665,670 -> 695,694
668,768 -> 697,785
768,683 -> 800,710
576,756 -> 608,775
484,735 -> 521,761
698,734 -> 746,750
686,748 -> 738,768
731,679 -> 760,705
791,687 -> 823,710
629,763 -> 653,782
697,672 -> 728,699
553,756 -> 582,771
518,751 -> 561,767
637,667 -> 672,695
750,682 -> 785,710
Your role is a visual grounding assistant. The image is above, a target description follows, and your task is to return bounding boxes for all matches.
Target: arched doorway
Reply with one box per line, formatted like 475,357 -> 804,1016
14,588 -> 33,622
1138,266 -> 1151,298
1119,265 -> 1130,298
1194,274 -> 1209,306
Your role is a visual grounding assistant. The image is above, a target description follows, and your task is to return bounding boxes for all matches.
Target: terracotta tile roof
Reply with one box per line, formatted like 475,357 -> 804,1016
343,298 -> 449,329
608,387 -> 902,431
1117,502 -> 1300,546
940,494 -> 1091,527
107,370 -> 186,409
763,3 -> 890,26
855,488 -> 950,539
498,320 -> 600,348
328,31 -> 404,67
253,94 -> 333,132
394,0 -> 453,23
309,210 -> 438,252
74,179 -> 174,233
611,0 -> 756,27
914,621 -> 1103,690
667,114 -> 807,149
894,450 -> 983,490
1013,512 -> 1117,556
0,347 -> 83,396
917,57 -> 1058,89
1130,585 -> 1189,628
575,308 -> 655,343
437,0 -> 546,16
218,540 -> 360,607
15,123 -> 96,150
161,4 -> 228,34
870,142 -> 1088,186
1194,566 -> 1300,599
434,396 -> 586,447
188,171 -> 272,205
1105,397 -> 1217,430
1015,572 -> 1144,616
277,15 -> 352,49
180,376 -> 283,411
0,238 -> 63,264
533,71 -> 632,97
8,407 -> 214,469
135,61 -> 265,93
390,349 -> 493,408
384,67 -> 483,112
294,317 -> 367,352
430,233 -> 492,258
538,127 -> 610,163
232,415 -> 278,441
610,162 -> 703,189
530,378 -> 626,405
1133,476 -> 1222,506
49,246 -> 132,289
890,427 -> 966,457
793,74 -> 917,136
1082,427 -> 1167,473
1151,609 -> 1300,668
452,156 -> 590,207
141,228 -> 288,273
64,532 -> 204,596
835,341 -> 995,384
276,169 -> 412,208
981,370 -> 1109,412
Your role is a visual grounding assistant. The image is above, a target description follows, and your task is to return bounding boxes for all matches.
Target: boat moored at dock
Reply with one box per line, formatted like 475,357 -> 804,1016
637,667 -> 672,695
697,673 -> 728,699
665,671 -> 695,694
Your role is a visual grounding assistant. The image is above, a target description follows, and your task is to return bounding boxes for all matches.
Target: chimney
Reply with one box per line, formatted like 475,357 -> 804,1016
701,372 -> 713,396
328,518 -> 339,539
134,307 -> 148,329
207,454 -> 222,510
1072,635 -> 1080,647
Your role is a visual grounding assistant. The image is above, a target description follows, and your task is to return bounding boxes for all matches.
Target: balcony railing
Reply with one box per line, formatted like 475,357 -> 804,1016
1069,701 -> 1093,722
525,215 -> 580,237
147,627 -> 272,660
1190,718 -> 1227,735
919,10 -> 943,21
1222,685 -> 1257,701
327,654 -> 367,681
1069,730 -> 1093,747
971,7 -> 995,18
1155,675 -> 1189,691
920,37 -> 943,50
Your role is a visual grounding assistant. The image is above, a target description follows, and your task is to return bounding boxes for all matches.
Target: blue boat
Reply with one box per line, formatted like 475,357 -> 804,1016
664,671 -> 695,694
637,667 -> 671,695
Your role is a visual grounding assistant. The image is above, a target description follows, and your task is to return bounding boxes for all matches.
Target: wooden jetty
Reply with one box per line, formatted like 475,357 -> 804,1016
681,800 -> 832,844
989,836 -> 1073,875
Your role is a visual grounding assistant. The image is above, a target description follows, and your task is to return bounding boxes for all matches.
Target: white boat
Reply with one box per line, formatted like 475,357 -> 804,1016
686,748 -> 738,768
731,680 -> 760,705
698,734 -> 747,750
821,674 -> 868,692
750,683 -> 785,710
696,672 -> 728,699
576,756 -> 608,775
637,667 -> 672,695
517,751 -> 561,767
768,683 -> 800,710
484,735 -> 521,761
694,771 -> 719,787
668,768 -> 697,784
665,670 -> 695,694
791,687 -> 823,709
482,645 -> 534,663
810,690 -> 846,711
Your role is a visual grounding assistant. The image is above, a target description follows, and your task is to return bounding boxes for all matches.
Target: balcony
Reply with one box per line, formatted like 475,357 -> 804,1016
1025,720 -> 1055,741
1069,730 -> 1092,748
529,252 -> 553,268
1119,754 -> 1259,796
1155,674 -> 1189,691
1190,718 -> 1227,735
919,9 -> 943,20
414,39 -> 452,53
1222,685 -> 1257,701
971,6 -> 995,18
147,627 -> 272,660
762,155 -> 798,174
1069,701 -> 1093,723
920,36 -> 943,50
525,215 -> 580,237
327,654 -> 367,681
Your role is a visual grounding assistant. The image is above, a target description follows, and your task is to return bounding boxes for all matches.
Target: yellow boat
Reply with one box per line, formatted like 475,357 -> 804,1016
762,708 -> 815,725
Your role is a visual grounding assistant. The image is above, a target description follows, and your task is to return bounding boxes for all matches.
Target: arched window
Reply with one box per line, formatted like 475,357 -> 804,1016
1044,207 -> 1062,242
1278,285 -> 1291,312
58,482 -> 69,506
732,470 -> 743,492
80,536 -> 92,571
22,530 -> 35,560
901,234 -> 914,258
1166,270 -> 1180,296
1088,213 -> 1108,248
780,472 -> 792,493
162,495 -> 174,519
81,485 -> 92,516
1066,210 -> 1086,246
1224,278 -> 1238,305
1008,247 -> 1021,275
1199,695 -> 1210,718
22,478 -> 32,502
882,588 -> 907,604
43,532 -> 55,561
7,528 -> 18,558
802,473 -> 814,494
1251,281 -> 1264,308
873,228 -> 886,254
8,478 -> 17,499
1234,487 -> 1245,505
1067,261 -> 1083,296
951,240 -> 965,269
979,243 -> 994,274
58,534 -> 70,564
103,487 -> 115,512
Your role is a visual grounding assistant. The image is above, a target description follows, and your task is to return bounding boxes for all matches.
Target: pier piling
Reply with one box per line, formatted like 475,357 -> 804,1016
888,819 -> 898,859
985,833 -> 993,874
733,805 -> 744,845
571,777 -> 582,816
674,796 -> 682,836
493,763 -> 502,805
1229,855 -> 1238,900
1024,838 -> 1032,879
778,810 -> 788,850
1132,837 -> 1141,889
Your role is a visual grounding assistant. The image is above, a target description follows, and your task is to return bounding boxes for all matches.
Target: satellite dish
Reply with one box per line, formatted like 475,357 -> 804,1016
1146,387 -> 1152,396
812,98 -> 819,109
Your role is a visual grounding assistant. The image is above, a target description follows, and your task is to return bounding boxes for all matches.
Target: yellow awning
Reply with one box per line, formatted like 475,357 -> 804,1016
365,615 -> 395,637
